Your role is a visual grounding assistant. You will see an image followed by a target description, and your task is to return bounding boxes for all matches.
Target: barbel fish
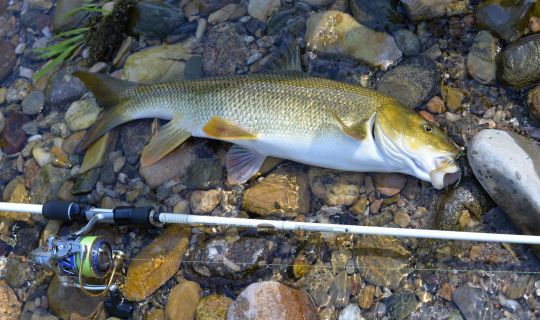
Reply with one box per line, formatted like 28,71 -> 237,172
74,66 -> 461,189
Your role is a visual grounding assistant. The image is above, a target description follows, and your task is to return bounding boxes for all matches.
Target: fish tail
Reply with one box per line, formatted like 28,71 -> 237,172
73,71 -> 137,152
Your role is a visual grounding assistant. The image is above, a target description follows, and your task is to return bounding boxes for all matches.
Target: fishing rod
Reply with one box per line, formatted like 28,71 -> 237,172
3,199 -> 540,317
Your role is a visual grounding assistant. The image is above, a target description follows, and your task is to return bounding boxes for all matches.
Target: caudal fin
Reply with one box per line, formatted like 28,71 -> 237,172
73,71 -> 137,151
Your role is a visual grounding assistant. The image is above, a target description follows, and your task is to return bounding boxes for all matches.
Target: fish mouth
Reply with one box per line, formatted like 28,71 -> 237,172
429,158 -> 461,189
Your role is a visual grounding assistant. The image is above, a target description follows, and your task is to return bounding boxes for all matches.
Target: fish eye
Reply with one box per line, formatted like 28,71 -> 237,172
423,124 -> 432,133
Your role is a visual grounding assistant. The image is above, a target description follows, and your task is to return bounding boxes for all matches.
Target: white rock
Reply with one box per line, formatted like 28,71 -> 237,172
468,129 -> 540,237
339,304 -> 364,320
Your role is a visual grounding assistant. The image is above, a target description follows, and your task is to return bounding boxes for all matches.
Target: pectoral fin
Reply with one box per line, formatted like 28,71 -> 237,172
203,116 -> 257,140
226,145 -> 266,184
140,118 -> 191,167
329,109 -> 368,140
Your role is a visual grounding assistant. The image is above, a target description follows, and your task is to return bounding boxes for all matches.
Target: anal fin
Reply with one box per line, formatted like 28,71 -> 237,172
226,145 -> 266,184
203,116 -> 257,140
141,117 -> 191,167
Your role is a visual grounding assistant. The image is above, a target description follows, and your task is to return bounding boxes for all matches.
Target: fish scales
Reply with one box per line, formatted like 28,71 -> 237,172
118,73 -> 393,138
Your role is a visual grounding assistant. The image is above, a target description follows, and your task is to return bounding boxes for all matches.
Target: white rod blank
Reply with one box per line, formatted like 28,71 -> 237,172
1,201 -> 539,245
158,213 -> 540,245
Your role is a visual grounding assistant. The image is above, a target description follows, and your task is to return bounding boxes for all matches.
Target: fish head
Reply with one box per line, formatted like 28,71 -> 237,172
374,101 -> 462,189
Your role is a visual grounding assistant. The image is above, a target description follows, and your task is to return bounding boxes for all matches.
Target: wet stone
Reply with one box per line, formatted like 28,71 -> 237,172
72,168 -> 100,195
120,120 -> 151,165
129,1 -> 185,39
266,9 -> 306,36
393,29 -> 421,56
203,23 -> 250,76
21,91 -> 45,116
242,166 -> 310,218
338,304 -> 362,320
123,226 -> 190,301
329,271 -> 352,307
47,275 -> 105,319
467,31 -> 498,85
386,291 -> 418,320
185,55 -> 205,80
503,276 -> 532,299
64,98 -> 101,131
196,294 -> 234,320
476,0 -> 534,42
45,65 -> 86,107
373,173 -> 406,197
0,39 -> 15,82
165,281 -> 202,320
376,55 -> 439,108
1,112 -> 29,154
349,0 -> 401,31
31,164 -> 70,203
498,33 -> 540,89
197,0 -> 240,17
6,79 -> 31,103
248,0 -> 280,22
452,287 -> 492,320
400,0 -> 469,21
5,258 -> 31,288
308,168 -> 363,206
227,281 -> 317,320
358,284 -> 375,309
52,0 -> 87,32
184,157 -> 223,190
189,237 -> 274,279
140,143 -> 197,187
13,225 -> 40,256
305,11 -> 402,70
190,189 -> 221,214
528,86 -> 540,121
0,281 -> 22,320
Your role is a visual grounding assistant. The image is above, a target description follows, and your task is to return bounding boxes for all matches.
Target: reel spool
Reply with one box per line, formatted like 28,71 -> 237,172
31,234 -> 122,296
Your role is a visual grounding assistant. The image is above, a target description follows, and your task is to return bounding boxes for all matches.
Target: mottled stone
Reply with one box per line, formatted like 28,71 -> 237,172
52,0 -> 86,32
184,157 -> 223,190
358,284 -> 375,309
65,98 -> 101,131
129,1 -> 185,39
0,40 -> 15,82
196,295 -> 233,320
31,164 -> 70,203
72,168 -> 100,195
45,65 -> 86,107
477,0 -> 534,42
21,91 -> 45,115
338,304 -> 362,320
528,86 -> 540,121
227,281 -> 317,320
189,236 -> 274,279
190,189 -> 221,214
165,281 -> 202,320
400,0 -> 469,21
248,0 -> 280,22
121,120 -> 151,165
308,168 -> 363,206
0,112 -> 29,154
373,173 -> 407,197
306,11 -> 401,70
376,55 -> 439,108
350,0 -> 401,31
242,166 -> 310,218
203,23 -> 250,76
140,143 -> 197,187
123,226 -> 190,301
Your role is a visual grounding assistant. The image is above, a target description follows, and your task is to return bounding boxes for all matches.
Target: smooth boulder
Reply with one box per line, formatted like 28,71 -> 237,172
468,129 -> 540,237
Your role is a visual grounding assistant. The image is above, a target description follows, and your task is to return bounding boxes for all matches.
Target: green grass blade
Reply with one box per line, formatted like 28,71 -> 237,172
33,44 -> 80,82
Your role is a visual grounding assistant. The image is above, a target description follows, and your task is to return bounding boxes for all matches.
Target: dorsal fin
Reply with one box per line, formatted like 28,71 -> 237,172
73,71 -> 137,109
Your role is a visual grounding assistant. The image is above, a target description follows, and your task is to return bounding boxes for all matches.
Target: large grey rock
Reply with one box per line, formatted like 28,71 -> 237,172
468,129 -> 540,237
452,287 -> 492,320
498,33 -> 540,89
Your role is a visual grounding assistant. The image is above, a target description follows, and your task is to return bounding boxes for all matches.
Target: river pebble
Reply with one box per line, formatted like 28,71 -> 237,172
498,33 -> 540,88
165,281 -> 202,320
21,91 -> 45,115
196,294 -> 233,320
467,30 -> 498,85
452,287 -> 492,320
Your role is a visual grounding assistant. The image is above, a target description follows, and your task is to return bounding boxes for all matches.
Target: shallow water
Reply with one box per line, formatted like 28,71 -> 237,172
0,0 -> 539,319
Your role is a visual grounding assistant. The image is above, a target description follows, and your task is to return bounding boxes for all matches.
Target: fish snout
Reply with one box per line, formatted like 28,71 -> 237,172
429,157 -> 461,189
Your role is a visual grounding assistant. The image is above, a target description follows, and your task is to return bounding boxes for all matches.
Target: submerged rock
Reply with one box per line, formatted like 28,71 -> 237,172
308,168 -> 363,206
189,236 -> 274,279
467,31 -> 498,85
21,91 -> 45,115
400,0 -> 469,21
392,29 -> 421,56
0,281 -> 22,320
52,0 -> 87,32
338,304 -> 362,320
476,0 -> 534,42
165,281 -> 202,320
468,130 -> 540,238
375,55 -> 439,108
45,65 -> 86,107
306,11 -> 402,70
122,40 -> 192,83
528,85 -> 540,121
32,138 -> 70,168
248,0 -> 280,22
354,236 -> 411,289
452,287 -> 492,320
0,112 -> 29,154
47,275 -> 105,319
65,98 -> 101,131
196,295 -> 234,320
498,33 -> 540,88
31,164 -> 70,203
386,291 -> 418,320
227,281 -> 317,320
123,226 -> 190,301
242,166 -> 310,218
139,143 -> 197,188
0,40 -> 15,82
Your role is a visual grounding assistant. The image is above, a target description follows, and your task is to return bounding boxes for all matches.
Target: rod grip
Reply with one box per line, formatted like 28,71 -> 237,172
42,200 -> 84,221
113,206 -> 153,225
